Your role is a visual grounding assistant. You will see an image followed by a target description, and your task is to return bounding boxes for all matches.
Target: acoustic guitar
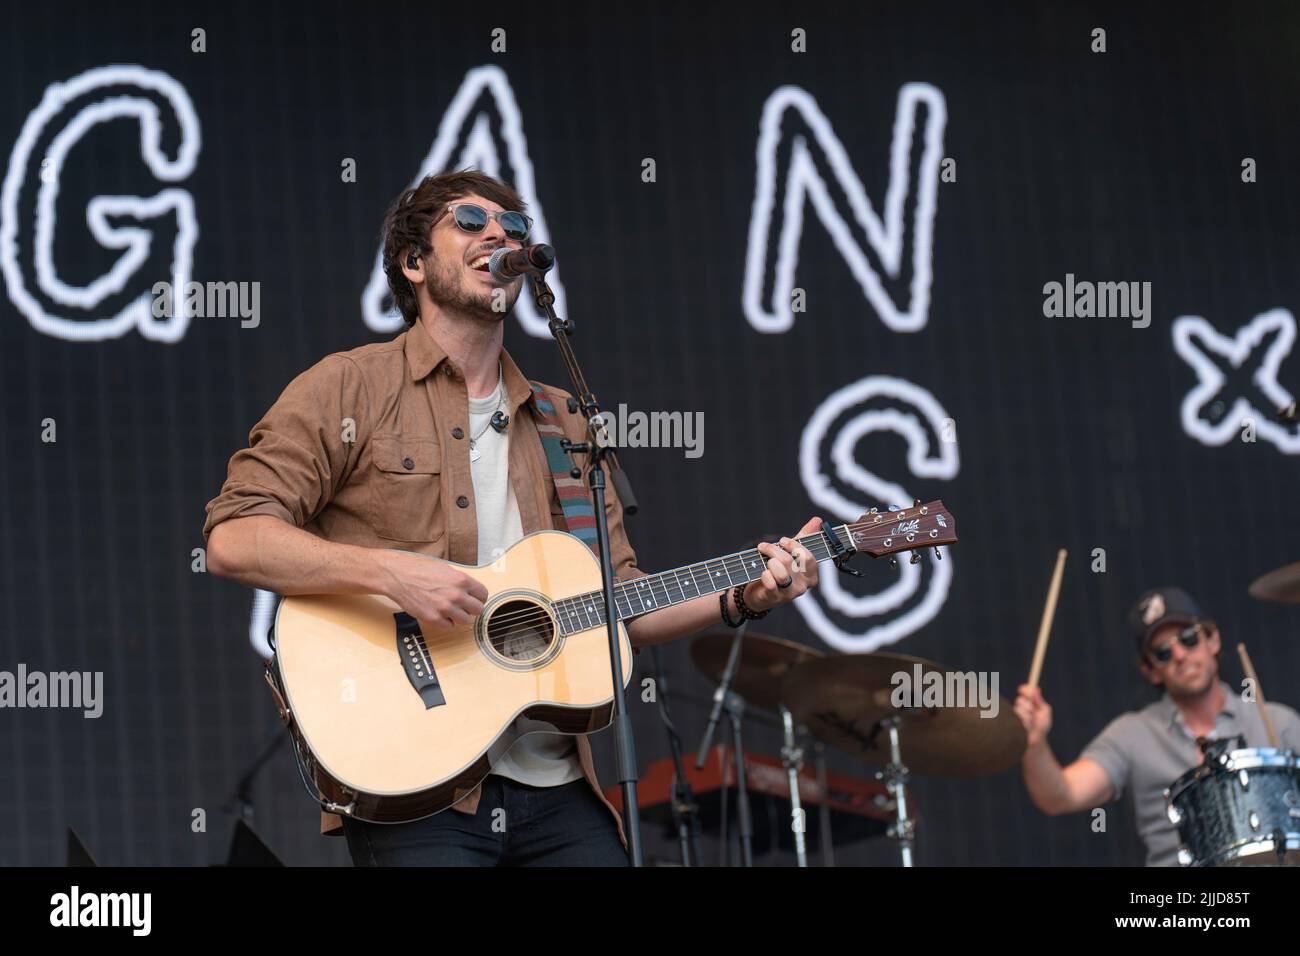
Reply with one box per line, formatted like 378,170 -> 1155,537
265,501 -> 957,823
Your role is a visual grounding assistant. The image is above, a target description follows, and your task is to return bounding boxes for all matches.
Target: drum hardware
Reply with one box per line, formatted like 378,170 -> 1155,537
647,644 -> 701,867
609,747 -> 892,863
693,627 -> 830,866
1199,734 -> 1244,765
718,686 -> 755,867
782,651 -> 1026,866
877,716 -> 916,867
690,635 -> 1026,866
779,705 -> 809,867
692,624 -> 759,867
871,792 -> 899,813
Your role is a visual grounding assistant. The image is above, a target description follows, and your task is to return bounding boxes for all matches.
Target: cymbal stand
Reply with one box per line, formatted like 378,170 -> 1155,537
779,705 -> 808,867
879,716 -> 915,867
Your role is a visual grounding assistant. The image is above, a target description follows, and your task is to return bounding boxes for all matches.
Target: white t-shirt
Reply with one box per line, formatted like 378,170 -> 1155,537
468,378 -> 584,788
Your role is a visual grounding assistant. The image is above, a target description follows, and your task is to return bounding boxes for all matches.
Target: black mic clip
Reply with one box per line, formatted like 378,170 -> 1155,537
490,410 -> 510,433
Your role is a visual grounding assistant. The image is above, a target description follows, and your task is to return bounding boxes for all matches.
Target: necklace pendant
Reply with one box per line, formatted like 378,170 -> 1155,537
469,442 -> 481,463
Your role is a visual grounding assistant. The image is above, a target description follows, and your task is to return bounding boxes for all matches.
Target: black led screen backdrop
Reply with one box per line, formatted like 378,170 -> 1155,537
1,1 -> 1298,865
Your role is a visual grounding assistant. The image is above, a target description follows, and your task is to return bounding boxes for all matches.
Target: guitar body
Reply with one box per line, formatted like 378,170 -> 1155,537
269,530 -> 632,824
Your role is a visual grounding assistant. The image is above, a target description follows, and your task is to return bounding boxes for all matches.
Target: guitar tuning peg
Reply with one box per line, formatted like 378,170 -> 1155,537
909,552 -> 921,565
913,497 -> 921,507
933,547 -> 942,561
889,558 -> 898,570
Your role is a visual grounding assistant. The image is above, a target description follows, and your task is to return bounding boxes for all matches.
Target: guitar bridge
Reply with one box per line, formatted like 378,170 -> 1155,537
395,612 -> 446,709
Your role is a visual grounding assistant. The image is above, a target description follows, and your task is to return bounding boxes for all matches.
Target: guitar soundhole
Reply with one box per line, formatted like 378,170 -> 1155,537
487,599 -> 555,663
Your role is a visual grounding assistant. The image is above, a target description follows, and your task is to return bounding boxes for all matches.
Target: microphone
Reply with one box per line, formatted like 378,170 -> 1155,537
488,244 -> 556,281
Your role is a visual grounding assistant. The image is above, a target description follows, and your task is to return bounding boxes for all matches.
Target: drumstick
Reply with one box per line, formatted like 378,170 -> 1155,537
1236,643 -> 1280,749
1028,549 -> 1067,690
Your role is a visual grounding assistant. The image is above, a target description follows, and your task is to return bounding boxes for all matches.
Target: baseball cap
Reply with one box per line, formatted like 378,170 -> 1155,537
1129,586 -> 1204,654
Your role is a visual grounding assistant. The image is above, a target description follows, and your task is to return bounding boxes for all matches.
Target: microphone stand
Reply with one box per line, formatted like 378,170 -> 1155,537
650,645 -> 701,866
723,688 -> 755,866
693,619 -> 755,866
528,271 -> 644,867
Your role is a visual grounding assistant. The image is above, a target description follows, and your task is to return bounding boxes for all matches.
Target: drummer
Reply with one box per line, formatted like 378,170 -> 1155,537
1013,586 -> 1300,865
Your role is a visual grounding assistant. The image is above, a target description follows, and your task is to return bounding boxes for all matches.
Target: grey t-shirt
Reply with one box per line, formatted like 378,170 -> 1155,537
1080,680 -> 1300,866
467,379 -> 584,789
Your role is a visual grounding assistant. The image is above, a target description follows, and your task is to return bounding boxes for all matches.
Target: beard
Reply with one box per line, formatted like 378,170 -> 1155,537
424,255 -> 521,320
1163,659 -> 1217,699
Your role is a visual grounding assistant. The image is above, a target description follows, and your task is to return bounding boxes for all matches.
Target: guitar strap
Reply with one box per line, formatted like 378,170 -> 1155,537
528,381 -> 601,557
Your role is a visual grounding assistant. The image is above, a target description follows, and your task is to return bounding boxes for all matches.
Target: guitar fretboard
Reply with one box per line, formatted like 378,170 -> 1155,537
550,526 -> 852,636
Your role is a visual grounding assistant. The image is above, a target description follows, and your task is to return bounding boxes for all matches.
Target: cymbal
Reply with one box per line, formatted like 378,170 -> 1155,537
781,652 -> 1026,777
1248,562 -> 1300,604
689,629 -> 825,713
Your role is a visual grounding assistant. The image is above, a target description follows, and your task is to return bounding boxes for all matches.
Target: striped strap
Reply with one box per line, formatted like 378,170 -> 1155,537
529,382 -> 600,556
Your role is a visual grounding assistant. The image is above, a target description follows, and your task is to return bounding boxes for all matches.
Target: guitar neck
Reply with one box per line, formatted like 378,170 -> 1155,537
550,526 -> 854,635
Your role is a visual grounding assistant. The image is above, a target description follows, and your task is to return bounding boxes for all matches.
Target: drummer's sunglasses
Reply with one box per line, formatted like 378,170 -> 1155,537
435,203 -> 532,243
1148,621 -> 1212,665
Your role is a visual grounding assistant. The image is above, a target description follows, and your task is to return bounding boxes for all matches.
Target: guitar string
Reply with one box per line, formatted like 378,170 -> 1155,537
466,515 -> 950,635
459,515 -> 951,640
477,510 -> 948,631
474,531 -> 848,634
459,545 -> 829,640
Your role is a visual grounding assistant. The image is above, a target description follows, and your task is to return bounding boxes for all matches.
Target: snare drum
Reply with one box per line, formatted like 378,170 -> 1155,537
1165,747 -> 1300,866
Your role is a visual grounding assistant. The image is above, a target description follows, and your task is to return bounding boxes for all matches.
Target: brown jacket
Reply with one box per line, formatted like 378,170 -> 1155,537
203,320 -> 645,842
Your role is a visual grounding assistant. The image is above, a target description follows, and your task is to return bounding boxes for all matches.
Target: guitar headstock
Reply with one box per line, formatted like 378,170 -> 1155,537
841,500 -> 957,558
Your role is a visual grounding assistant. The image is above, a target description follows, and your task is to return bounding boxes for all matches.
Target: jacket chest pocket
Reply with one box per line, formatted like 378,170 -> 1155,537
368,435 -> 446,543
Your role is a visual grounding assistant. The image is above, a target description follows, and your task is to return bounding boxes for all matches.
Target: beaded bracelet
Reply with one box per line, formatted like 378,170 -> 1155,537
719,590 -> 745,628
733,583 -> 771,621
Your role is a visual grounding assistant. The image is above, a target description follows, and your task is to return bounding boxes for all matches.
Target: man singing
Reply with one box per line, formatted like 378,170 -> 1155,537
1014,586 -> 1300,865
203,170 -> 822,866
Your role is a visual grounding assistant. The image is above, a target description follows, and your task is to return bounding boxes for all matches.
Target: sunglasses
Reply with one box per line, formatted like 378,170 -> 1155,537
1147,622 -> 1211,665
438,203 -> 532,243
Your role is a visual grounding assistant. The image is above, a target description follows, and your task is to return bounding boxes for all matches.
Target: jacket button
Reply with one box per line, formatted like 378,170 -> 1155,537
451,427 -> 464,439
456,495 -> 469,509
402,457 -> 414,470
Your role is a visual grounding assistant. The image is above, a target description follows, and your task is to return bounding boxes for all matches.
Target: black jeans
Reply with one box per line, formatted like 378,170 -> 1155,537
341,776 -> 629,867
